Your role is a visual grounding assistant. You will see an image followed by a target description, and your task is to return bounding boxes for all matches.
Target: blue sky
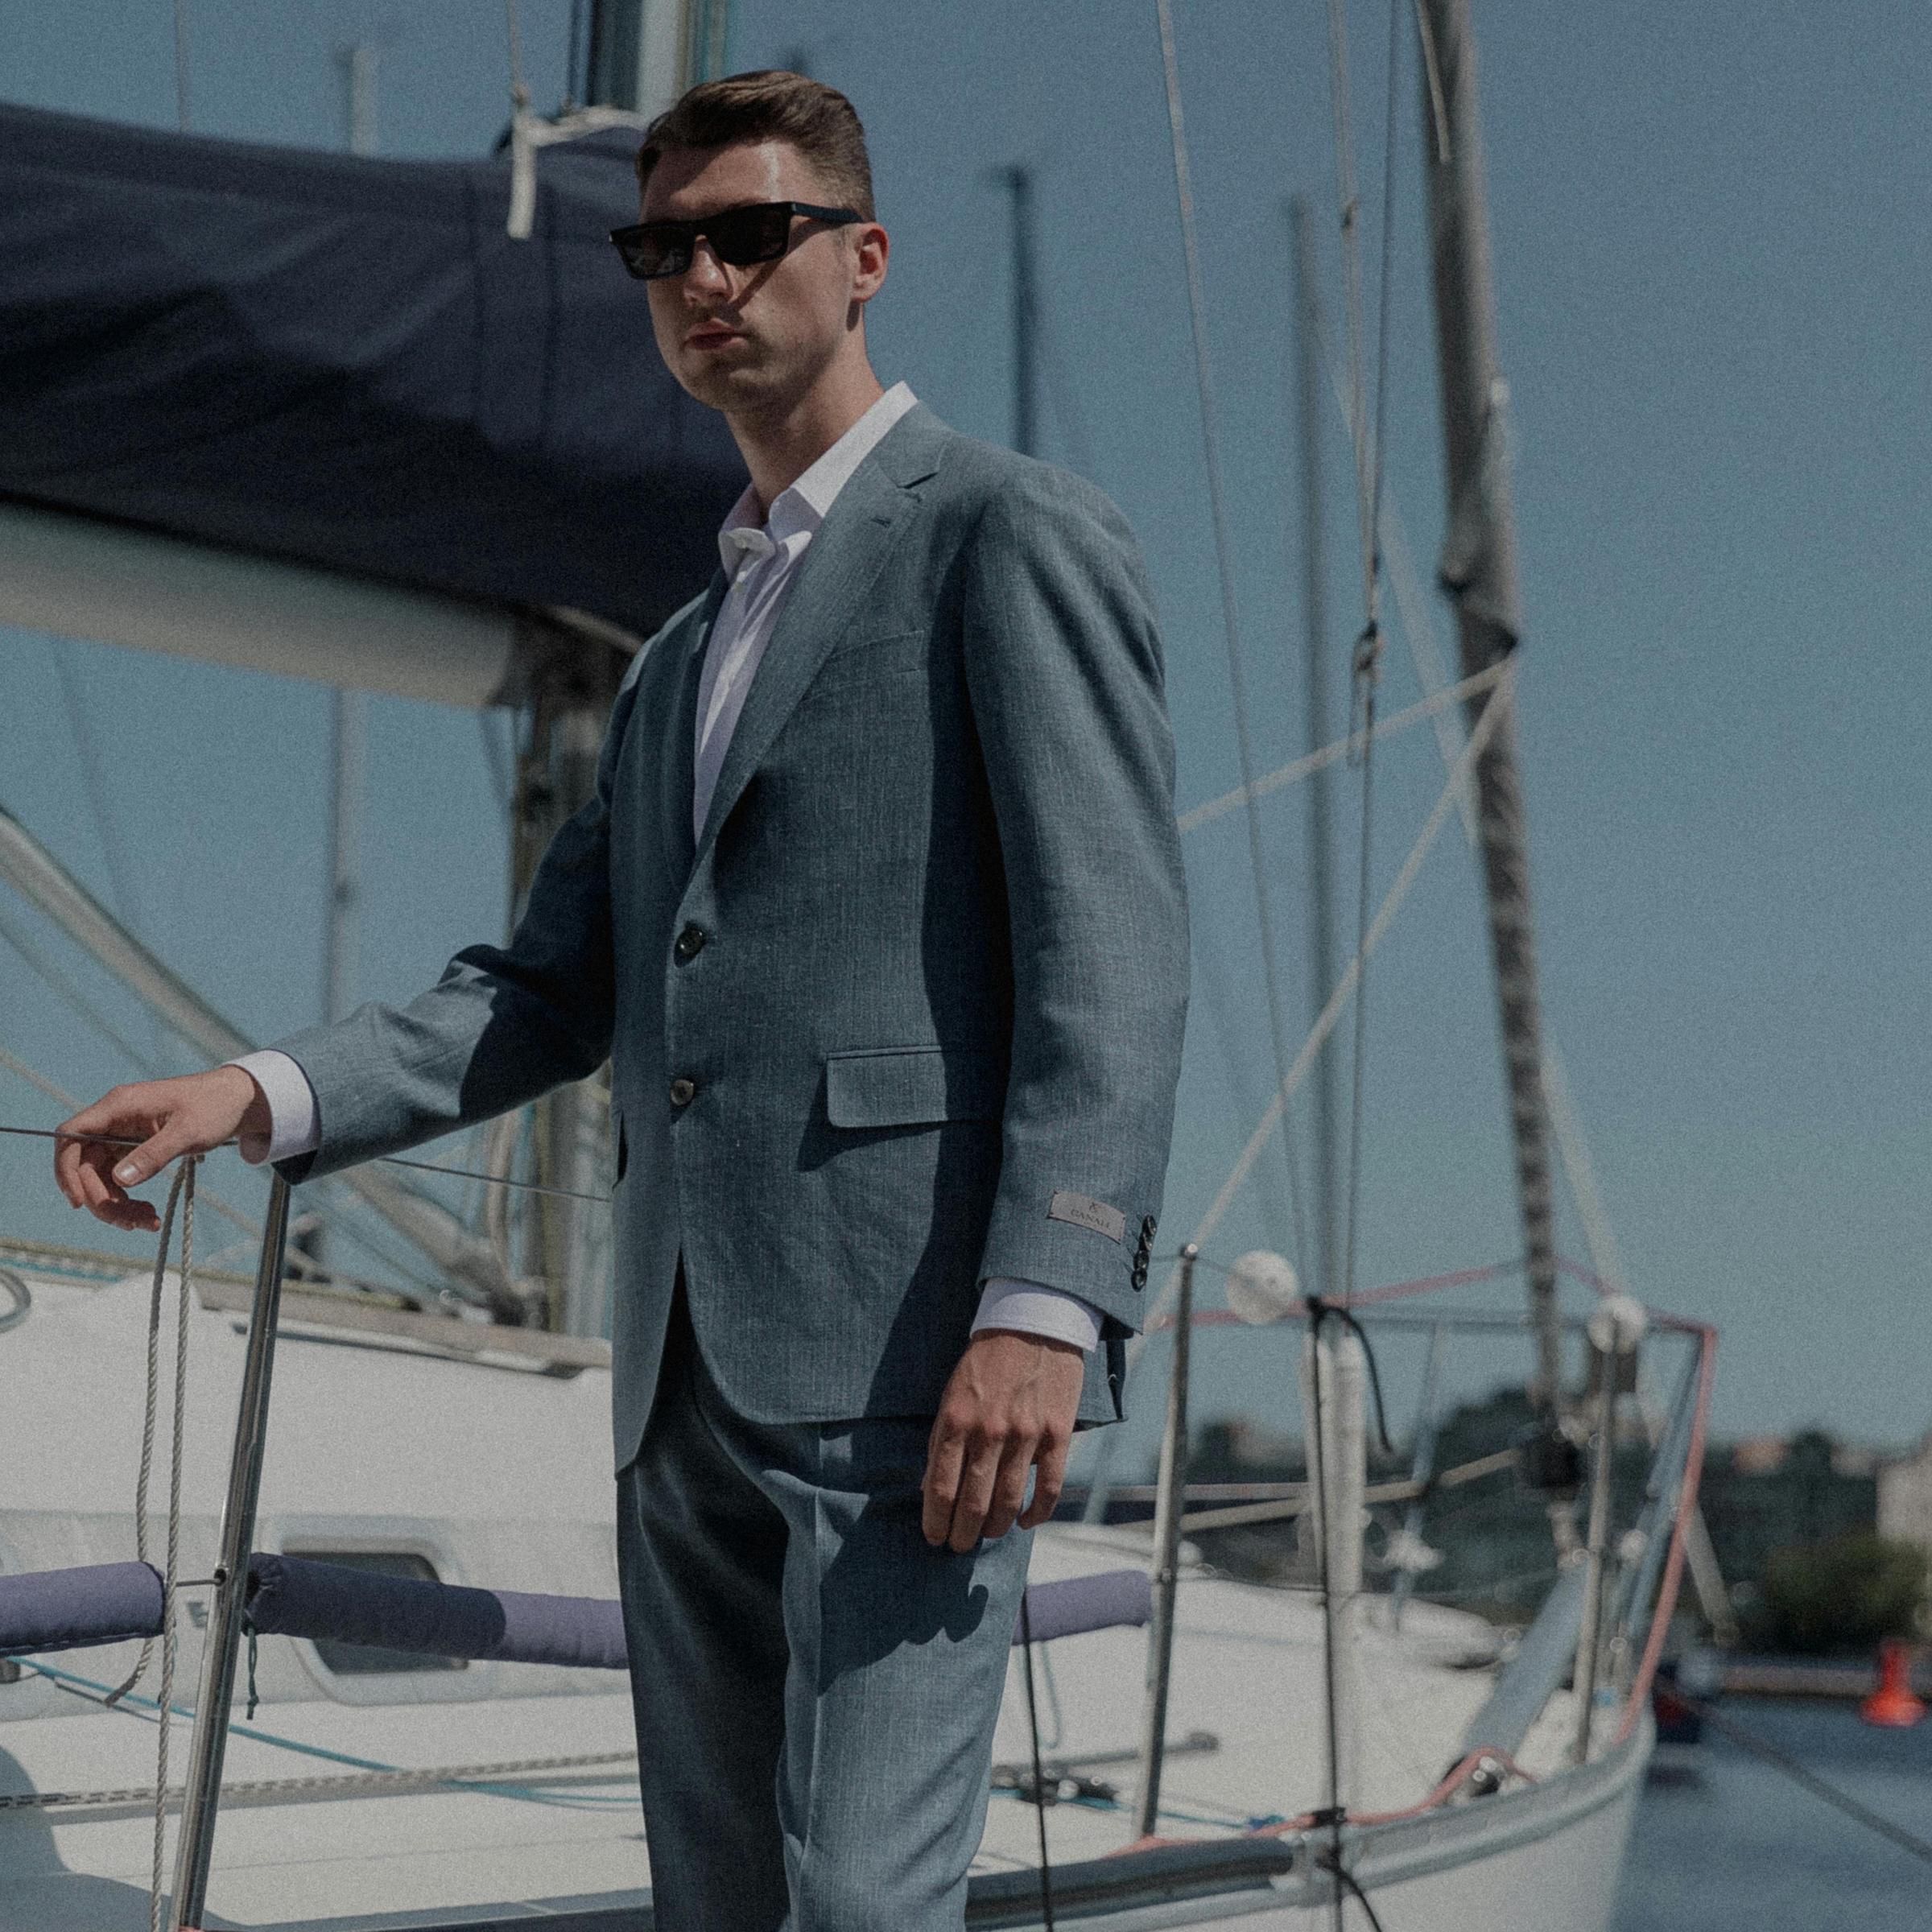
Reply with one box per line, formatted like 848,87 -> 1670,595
2,1 -> 1928,1464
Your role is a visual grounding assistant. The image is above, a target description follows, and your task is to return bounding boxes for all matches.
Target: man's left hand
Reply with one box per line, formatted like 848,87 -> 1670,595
922,1329 -> 1084,1553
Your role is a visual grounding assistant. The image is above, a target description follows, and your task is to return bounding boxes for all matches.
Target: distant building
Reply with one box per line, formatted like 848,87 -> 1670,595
1878,1431 -> 1932,1555
1732,1435 -> 1788,1476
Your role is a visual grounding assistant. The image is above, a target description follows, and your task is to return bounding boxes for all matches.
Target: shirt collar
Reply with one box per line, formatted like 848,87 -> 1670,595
716,381 -> 918,572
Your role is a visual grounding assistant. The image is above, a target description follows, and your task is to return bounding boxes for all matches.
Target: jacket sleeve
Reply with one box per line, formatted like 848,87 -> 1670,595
266,650 -> 650,1183
961,466 -> 1191,1335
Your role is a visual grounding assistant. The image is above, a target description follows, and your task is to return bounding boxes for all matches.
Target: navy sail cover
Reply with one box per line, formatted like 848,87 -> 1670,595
0,101 -> 744,638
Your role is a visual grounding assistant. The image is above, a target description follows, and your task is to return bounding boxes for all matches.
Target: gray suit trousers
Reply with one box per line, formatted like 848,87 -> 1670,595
617,1265 -> 1031,1931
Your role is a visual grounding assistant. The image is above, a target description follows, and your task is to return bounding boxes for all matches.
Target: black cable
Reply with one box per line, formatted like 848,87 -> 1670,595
1302,1294 -> 1396,1457
1018,1593 -> 1055,1930
1319,1845 -> 1389,1932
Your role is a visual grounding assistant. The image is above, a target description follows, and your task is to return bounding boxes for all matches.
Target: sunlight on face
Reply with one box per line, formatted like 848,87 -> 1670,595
641,138 -> 871,422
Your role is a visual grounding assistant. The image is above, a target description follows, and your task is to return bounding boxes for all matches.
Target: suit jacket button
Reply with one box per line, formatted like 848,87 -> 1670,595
1141,1215 -> 1158,1241
669,1077 -> 696,1107
674,923 -> 707,963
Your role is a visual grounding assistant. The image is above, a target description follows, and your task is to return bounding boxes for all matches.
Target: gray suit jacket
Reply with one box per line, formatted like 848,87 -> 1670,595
275,402 -> 1190,1472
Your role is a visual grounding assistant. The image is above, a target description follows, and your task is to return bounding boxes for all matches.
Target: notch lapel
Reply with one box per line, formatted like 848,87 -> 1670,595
690,408 -> 948,868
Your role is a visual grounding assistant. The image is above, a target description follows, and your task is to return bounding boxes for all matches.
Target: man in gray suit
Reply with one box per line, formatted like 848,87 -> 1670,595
58,70 -> 1189,1931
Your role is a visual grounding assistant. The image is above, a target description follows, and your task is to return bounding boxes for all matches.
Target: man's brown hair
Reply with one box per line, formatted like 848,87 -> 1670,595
634,71 -> 875,222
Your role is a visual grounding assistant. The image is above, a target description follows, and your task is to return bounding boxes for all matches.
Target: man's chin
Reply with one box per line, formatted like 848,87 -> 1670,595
674,353 -> 778,415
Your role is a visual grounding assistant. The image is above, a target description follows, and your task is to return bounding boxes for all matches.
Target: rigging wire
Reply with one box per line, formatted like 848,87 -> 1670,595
1102,664 -> 1515,1527
1153,0 -> 1311,1293
51,648 -> 151,969
565,0 -> 588,108
47,646 -> 171,1071
505,0 -> 531,113
1328,0 -> 1411,1327
171,0 -> 192,133
0,903 -> 160,1078
1176,662 -> 1503,833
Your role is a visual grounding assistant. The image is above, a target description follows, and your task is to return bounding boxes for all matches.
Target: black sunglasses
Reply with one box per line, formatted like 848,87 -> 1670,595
609,200 -> 862,281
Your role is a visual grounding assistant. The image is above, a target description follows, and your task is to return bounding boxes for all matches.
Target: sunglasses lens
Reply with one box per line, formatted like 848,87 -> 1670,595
709,204 -> 795,266
620,225 -> 689,279
615,205 -> 805,279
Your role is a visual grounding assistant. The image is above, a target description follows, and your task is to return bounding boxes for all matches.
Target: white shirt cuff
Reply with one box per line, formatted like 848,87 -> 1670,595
972,1278 -> 1103,1353
225,1051 -> 322,1166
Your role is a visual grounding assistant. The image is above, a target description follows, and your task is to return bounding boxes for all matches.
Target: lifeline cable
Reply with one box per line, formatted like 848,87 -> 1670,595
1017,1591 -> 1056,1931
0,1122 -> 605,1205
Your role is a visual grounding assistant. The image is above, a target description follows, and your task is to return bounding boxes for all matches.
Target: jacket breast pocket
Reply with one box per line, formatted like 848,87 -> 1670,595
824,1045 -> 1005,1130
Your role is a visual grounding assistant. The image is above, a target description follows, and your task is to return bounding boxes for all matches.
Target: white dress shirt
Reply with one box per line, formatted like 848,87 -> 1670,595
233,381 -> 1100,1355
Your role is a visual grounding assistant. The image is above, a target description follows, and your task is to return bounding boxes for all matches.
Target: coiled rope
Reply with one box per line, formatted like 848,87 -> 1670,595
91,1155 -> 198,1932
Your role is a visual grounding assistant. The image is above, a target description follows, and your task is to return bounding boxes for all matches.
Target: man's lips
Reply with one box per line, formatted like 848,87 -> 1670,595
686,322 -> 744,349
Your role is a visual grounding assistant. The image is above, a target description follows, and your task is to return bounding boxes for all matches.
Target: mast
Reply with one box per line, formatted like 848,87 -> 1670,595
1004,166 -> 1041,460
587,0 -> 730,118
1290,194 -> 1343,1305
1416,0 -> 1564,1411
317,41 -> 379,1278
518,0 -> 732,1335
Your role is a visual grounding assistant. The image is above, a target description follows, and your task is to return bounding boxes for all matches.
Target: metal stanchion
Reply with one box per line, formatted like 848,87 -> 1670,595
1132,1243 -> 1195,1840
170,1171 -> 292,1930
1572,1294 -> 1644,1767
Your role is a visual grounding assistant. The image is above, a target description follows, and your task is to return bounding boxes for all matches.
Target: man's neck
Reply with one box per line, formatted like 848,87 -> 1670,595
728,359 -> 887,518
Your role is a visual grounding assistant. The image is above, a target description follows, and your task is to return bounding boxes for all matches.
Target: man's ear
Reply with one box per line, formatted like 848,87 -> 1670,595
851,221 -> 890,303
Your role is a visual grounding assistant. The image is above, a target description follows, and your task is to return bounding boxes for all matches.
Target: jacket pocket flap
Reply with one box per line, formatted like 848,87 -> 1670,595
824,1046 -> 1004,1129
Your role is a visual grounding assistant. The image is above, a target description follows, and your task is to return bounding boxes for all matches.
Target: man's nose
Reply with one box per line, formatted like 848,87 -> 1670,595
683,237 -> 732,299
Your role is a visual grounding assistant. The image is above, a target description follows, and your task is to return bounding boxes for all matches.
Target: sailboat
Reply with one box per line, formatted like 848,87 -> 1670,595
0,3 -> 1711,1926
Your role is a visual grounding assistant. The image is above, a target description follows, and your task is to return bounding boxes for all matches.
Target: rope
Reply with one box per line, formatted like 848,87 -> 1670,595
1154,0 -> 1311,1293
102,1163 -> 189,1709
149,1157 -> 192,1932
91,1158 -> 196,1931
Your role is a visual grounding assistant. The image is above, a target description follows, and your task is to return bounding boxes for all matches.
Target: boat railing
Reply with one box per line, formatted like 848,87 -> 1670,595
1,1158 -> 1715,1929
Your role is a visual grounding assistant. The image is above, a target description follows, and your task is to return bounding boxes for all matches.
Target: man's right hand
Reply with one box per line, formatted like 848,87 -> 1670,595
55,1068 -> 269,1232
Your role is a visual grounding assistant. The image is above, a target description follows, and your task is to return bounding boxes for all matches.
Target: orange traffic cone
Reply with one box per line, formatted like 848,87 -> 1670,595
1860,1639 -> 1926,1728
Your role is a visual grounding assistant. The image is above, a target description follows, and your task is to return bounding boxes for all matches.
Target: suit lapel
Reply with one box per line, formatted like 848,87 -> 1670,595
690,406 -> 949,869
658,572 -> 728,888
